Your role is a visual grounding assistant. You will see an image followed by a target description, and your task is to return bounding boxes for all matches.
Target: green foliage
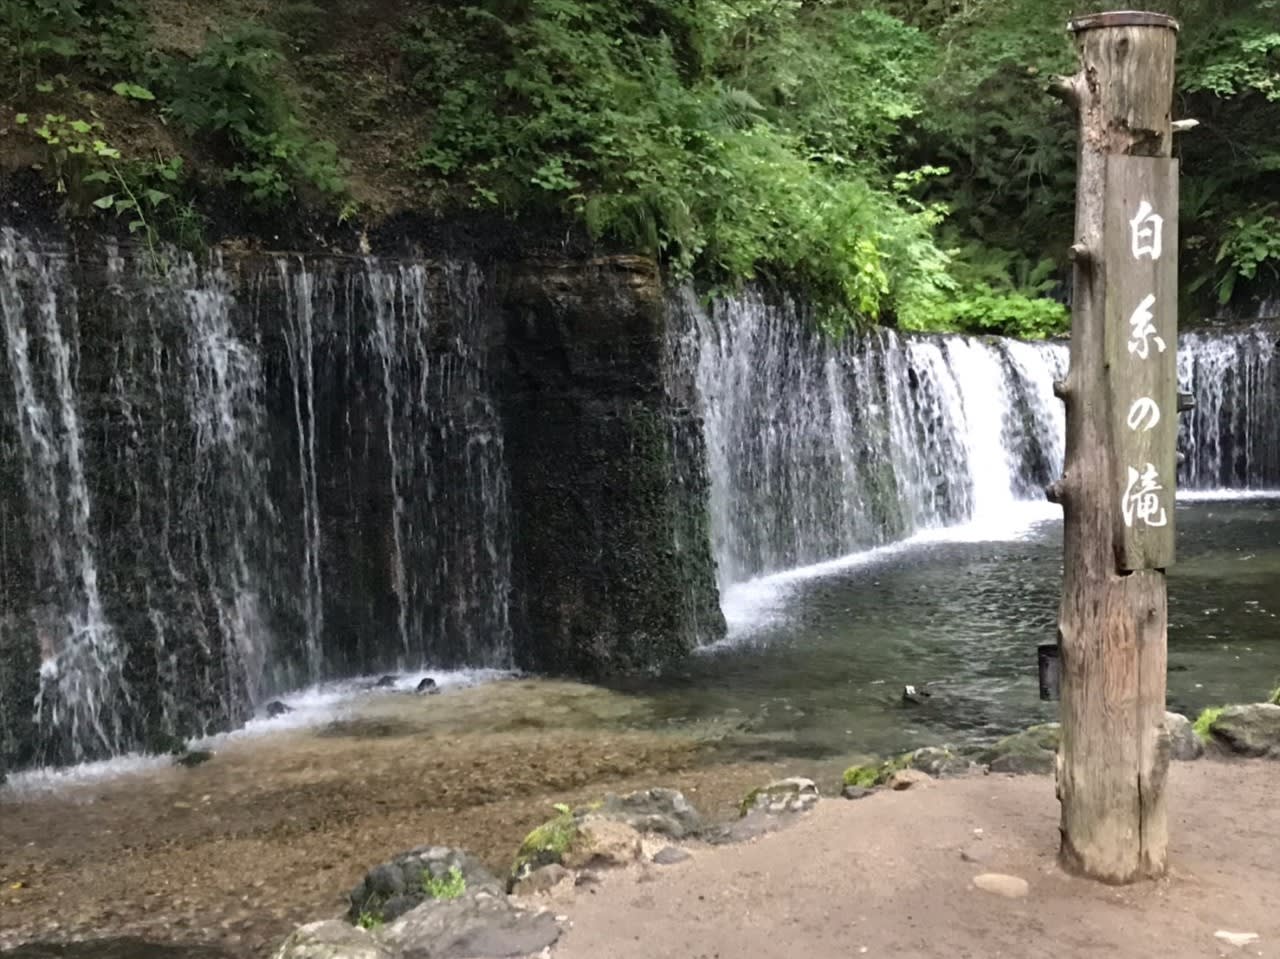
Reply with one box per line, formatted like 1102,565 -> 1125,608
0,0 -> 83,90
356,911 -> 383,930
908,284 -> 1068,339
1214,211 -> 1280,304
401,0 -> 951,328
4,0 -> 1279,327
14,108 -> 189,268
160,25 -> 347,205
421,866 -> 466,901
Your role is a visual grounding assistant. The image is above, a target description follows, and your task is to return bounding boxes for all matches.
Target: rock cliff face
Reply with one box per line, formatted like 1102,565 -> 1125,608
501,256 -> 724,676
0,226 -> 724,773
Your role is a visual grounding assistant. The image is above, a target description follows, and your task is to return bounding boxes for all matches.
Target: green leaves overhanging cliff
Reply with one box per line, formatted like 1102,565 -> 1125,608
2,0 -> 1278,334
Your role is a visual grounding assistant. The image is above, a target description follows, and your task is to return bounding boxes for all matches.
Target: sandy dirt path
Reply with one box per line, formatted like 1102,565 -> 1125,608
551,761 -> 1276,959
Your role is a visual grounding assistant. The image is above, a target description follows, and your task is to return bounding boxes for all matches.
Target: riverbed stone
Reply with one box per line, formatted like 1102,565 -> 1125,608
1209,704 -> 1280,757
349,847 -> 500,925
1166,711 -> 1204,760
652,845 -> 692,865
593,787 -> 702,838
510,863 -> 573,897
740,776 -> 819,816
908,746 -> 976,778
562,815 -> 644,869
272,920 -> 396,959
381,894 -> 561,959
841,785 -> 875,800
888,768 -> 931,791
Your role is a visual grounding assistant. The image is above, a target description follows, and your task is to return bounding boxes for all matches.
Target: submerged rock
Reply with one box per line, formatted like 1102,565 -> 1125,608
266,701 -> 293,718
173,749 -> 214,769
1165,711 -> 1204,761
349,846 -> 500,926
272,920 -> 394,959
374,675 -> 399,689
1208,703 -> 1280,757
416,678 -> 439,694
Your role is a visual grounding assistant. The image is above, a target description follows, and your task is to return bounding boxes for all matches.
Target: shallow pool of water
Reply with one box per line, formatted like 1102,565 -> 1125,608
613,498 -> 1280,761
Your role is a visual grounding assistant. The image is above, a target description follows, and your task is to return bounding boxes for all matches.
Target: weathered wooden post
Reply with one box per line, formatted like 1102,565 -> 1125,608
1047,11 -> 1181,882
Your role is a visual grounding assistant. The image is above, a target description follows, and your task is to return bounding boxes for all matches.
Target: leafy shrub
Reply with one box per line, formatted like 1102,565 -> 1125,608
160,25 -> 347,205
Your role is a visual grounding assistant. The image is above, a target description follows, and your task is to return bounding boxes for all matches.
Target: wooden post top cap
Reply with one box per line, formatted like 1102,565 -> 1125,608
1068,11 -> 1180,32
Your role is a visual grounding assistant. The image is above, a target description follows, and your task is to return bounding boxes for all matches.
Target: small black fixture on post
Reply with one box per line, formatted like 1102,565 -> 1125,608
1038,643 -> 1061,701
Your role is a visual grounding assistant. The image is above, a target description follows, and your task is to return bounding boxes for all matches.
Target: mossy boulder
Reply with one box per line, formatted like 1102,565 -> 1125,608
510,788 -> 701,885
1206,703 -> 1280,757
348,846 -> 499,927
841,746 -> 972,790
979,723 -> 1060,775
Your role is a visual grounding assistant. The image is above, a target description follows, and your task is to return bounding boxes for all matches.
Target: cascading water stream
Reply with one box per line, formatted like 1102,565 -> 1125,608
1,234 -> 513,770
1,230 -> 1274,771
675,288 -> 1277,609
0,230 -> 127,763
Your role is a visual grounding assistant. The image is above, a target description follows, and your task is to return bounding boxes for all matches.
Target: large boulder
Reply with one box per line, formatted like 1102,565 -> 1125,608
1165,711 -> 1204,761
272,920 -> 396,959
348,847 -> 501,926
380,895 -> 561,959
1208,704 -> 1280,757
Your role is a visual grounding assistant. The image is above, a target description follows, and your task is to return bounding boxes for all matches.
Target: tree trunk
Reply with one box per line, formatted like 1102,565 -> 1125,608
1051,12 -> 1180,883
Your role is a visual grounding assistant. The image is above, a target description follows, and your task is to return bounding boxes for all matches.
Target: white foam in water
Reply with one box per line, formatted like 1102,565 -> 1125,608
1177,489 -> 1280,502
2,668 -> 514,799
716,501 -> 1061,641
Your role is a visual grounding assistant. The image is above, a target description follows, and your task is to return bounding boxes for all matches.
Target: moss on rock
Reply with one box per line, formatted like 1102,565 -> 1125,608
1192,706 -> 1224,742
511,811 -> 580,882
841,765 -> 879,788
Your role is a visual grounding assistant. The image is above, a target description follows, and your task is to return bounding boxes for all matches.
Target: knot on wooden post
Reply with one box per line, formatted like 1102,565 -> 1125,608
1053,380 -> 1069,401
1068,242 -> 1093,267
1045,479 -> 1068,505
1177,392 -> 1195,413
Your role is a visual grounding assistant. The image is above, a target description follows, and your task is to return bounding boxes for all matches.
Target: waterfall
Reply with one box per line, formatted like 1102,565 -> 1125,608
1177,328 -> 1279,489
678,288 -> 1273,589
0,232 -> 512,769
0,231 -> 127,763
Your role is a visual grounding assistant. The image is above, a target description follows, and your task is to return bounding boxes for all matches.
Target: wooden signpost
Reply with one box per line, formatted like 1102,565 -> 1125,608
1047,11 -> 1183,883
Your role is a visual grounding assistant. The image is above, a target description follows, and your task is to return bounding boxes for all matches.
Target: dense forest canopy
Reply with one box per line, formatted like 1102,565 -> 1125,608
1,0 -> 1277,335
